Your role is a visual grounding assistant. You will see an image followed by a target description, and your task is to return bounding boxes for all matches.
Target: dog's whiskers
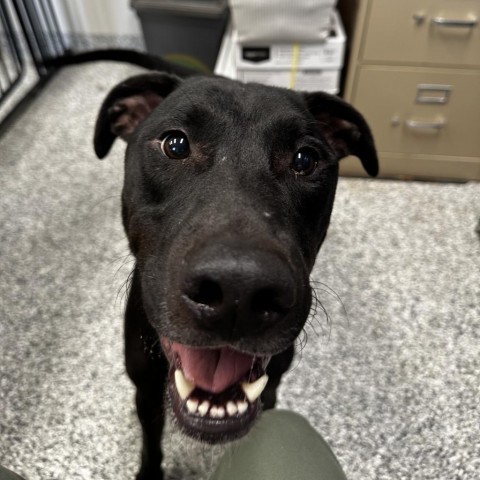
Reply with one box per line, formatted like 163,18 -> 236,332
310,279 -> 348,318
115,267 -> 135,308
296,327 -> 309,352
303,280 -> 338,342
110,249 -> 136,308
88,192 -> 123,211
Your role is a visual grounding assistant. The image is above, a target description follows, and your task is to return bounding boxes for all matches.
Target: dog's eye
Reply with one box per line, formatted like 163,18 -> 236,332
161,131 -> 190,159
291,147 -> 318,176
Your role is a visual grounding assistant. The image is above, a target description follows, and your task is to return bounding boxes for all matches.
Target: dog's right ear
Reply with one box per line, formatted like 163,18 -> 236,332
94,72 -> 181,159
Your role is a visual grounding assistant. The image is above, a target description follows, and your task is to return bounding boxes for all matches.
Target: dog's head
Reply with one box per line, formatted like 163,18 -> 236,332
95,72 -> 377,442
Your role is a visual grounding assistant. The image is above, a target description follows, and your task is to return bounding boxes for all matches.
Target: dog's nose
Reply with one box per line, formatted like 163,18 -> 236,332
182,243 -> 296,338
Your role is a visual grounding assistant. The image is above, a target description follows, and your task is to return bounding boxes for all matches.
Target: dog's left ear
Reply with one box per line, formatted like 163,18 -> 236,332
94,72 -> 181,159
304,92 -> 379,177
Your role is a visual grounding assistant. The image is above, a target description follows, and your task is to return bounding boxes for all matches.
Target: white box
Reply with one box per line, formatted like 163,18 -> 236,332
229,0 -> 337,45
214,13 -> 342,94
236,68 -> 340,93
235,11 -> 345,70
215,23 -> 237,79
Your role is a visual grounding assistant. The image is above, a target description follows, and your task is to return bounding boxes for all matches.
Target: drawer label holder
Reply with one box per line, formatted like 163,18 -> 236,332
416,84 -> 452,104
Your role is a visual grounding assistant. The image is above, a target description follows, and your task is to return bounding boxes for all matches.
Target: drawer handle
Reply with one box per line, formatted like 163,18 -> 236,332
432,16 -> 478,28
406,119 -> 446,130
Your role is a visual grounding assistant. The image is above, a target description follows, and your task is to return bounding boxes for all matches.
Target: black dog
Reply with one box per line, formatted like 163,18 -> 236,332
93,56 -> 378,479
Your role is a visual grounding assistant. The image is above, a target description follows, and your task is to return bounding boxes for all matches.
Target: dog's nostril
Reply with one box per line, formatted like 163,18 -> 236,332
188,278 -> 223,308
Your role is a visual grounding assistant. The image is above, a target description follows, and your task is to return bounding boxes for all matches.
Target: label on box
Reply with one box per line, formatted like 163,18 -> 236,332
271,44 -> 342,67
237,68 -> 339,92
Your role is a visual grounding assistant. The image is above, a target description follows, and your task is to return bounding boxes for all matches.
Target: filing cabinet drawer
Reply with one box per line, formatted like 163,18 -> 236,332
340,152 -> 480,181
352,67 -> 480,158
362,0 -> 480,67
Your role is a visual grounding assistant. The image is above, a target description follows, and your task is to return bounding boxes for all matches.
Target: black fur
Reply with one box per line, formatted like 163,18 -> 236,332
93,53 -> 378,479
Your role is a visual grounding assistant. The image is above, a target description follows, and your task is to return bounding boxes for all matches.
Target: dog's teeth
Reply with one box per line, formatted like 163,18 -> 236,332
237,400 -> 248,415
241,374 -> 269,403
210,406 -> 225,418
226,401 -> 238,416
198,401 -> 210,417
186,399 -> 199,414
174,369 -> 195,400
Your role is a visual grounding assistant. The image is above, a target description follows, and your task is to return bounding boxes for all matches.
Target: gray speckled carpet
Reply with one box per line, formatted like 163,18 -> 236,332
0,63 -> 479,480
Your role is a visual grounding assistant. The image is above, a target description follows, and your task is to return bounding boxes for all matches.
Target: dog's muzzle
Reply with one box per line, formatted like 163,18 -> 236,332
159,239 -> 300,441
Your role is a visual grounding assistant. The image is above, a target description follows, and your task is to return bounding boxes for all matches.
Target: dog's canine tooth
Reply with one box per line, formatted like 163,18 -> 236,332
186,399 -> 198,414
198,400 -> 210,416
226,401 -> 238,416
237,400 -> 248,415
174,369 -> 195,400
241,374 -> 269,403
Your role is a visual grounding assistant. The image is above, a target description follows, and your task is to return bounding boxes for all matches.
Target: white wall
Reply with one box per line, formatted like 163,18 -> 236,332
52,0 -> 142,36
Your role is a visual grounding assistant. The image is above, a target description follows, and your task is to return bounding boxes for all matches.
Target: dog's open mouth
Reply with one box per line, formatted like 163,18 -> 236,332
161,337 -> 270,442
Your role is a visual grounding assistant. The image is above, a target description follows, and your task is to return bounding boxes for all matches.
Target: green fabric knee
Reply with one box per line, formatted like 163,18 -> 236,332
0,466 -> 26,480
210,410 -> 347,480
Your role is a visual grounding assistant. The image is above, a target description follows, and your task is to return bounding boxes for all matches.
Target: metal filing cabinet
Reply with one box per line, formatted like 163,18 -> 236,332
341,0 -> 480,181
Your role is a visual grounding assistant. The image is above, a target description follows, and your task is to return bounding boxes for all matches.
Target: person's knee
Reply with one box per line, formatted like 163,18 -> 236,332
210,410 -> 348,480
0,466 -> 27,480
262,409 -> 313,432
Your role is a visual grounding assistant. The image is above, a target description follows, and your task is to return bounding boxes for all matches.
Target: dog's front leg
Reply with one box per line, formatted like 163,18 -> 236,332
125,269 -> 168,480
135,387 -> 166,480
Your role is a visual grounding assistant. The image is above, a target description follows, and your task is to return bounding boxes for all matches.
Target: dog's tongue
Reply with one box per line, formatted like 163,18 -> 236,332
171,342 -> 254,394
